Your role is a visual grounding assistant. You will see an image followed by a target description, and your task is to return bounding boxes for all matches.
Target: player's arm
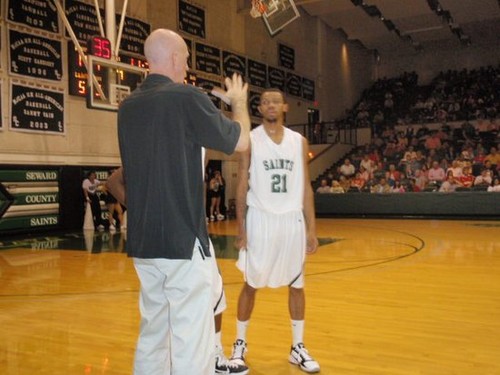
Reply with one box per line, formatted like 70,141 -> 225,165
302,137 -> 318,254
235,144 -> 251,250
105,167 -> 126,206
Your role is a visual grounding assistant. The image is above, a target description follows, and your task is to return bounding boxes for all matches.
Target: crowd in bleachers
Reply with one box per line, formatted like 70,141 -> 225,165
410,66 -> 499,124
315,65 -> 500,194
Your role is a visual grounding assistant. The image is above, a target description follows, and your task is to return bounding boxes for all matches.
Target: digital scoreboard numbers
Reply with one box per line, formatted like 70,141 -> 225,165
87,36 -> 112,59
68,38 -> 147,99
118,54 -> 148,69
67,41 -> 105,97
113,56 -> 147,97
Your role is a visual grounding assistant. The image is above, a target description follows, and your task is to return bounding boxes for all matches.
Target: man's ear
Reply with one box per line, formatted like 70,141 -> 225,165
171,51 -> 180,69
283,103 -> 289,113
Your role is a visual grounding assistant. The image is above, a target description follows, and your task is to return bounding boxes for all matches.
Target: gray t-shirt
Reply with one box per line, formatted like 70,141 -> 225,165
118,74 -> 240,259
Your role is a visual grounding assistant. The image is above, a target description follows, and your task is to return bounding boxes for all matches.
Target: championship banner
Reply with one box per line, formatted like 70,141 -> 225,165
268,66 -> 285,92
10,82 -> 65,135
196,76 -> 222,109
247,59 -> 267,89
195,42 -> 221,75
64,0 -> 103,42
249,90 -> 263,119
178,0 -> 206,39
9,29 -> 63,81
286,72 -> 302,98
7,0 -> 60,34
302,77 -> 315,101
117,16 -> 150,56
278,43 -> 295,70
222,51 -> 246,79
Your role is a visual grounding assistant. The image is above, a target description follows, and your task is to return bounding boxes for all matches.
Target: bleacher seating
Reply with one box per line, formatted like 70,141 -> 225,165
313,65 -> 500,194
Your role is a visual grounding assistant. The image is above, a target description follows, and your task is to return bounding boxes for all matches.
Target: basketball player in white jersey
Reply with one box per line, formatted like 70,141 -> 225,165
231,89 -> 320,373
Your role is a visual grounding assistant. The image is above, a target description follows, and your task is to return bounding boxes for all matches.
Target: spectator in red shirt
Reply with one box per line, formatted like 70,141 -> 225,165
350,172 -> 366,191
408,179 -> 421,192
414,168 -> 428,190
368,149 -> 381,164
424,131 -> 442,151
473,150 -> 486,166
457,166 -> 474,188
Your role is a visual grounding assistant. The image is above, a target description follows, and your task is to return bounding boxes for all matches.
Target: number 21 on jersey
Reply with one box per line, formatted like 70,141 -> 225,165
271,174 -> 288,193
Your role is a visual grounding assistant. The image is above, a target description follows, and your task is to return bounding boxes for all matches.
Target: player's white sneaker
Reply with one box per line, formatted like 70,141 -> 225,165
217,214 -> 225,221
210,215 -> 215,222
289,343 -> 320,373
109,224 -> 116,231
230,339 -> 248,366
215,346 -> 249,374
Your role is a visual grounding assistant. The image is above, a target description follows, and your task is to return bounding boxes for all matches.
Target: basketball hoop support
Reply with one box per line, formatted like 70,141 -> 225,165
52,0 -> 131,101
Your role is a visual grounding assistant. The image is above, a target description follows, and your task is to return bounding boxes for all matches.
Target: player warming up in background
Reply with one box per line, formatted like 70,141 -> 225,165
231,89 -> 320,373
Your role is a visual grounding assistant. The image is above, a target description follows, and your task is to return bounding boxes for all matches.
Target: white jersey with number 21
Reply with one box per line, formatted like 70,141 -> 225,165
246,125 -> 304,214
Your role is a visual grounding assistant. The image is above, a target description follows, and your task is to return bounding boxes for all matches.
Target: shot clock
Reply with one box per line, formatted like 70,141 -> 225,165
87,36 -> 112,59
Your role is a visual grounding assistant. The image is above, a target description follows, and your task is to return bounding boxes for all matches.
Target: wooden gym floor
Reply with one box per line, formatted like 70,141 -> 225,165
0,218 -> 499,375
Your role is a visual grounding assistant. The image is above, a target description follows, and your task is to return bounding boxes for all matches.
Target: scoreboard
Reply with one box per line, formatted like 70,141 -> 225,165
67,39 -> 148,98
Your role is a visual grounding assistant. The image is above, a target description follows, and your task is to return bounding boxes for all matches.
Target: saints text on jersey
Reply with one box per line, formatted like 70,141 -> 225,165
262,158 -> 294,171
